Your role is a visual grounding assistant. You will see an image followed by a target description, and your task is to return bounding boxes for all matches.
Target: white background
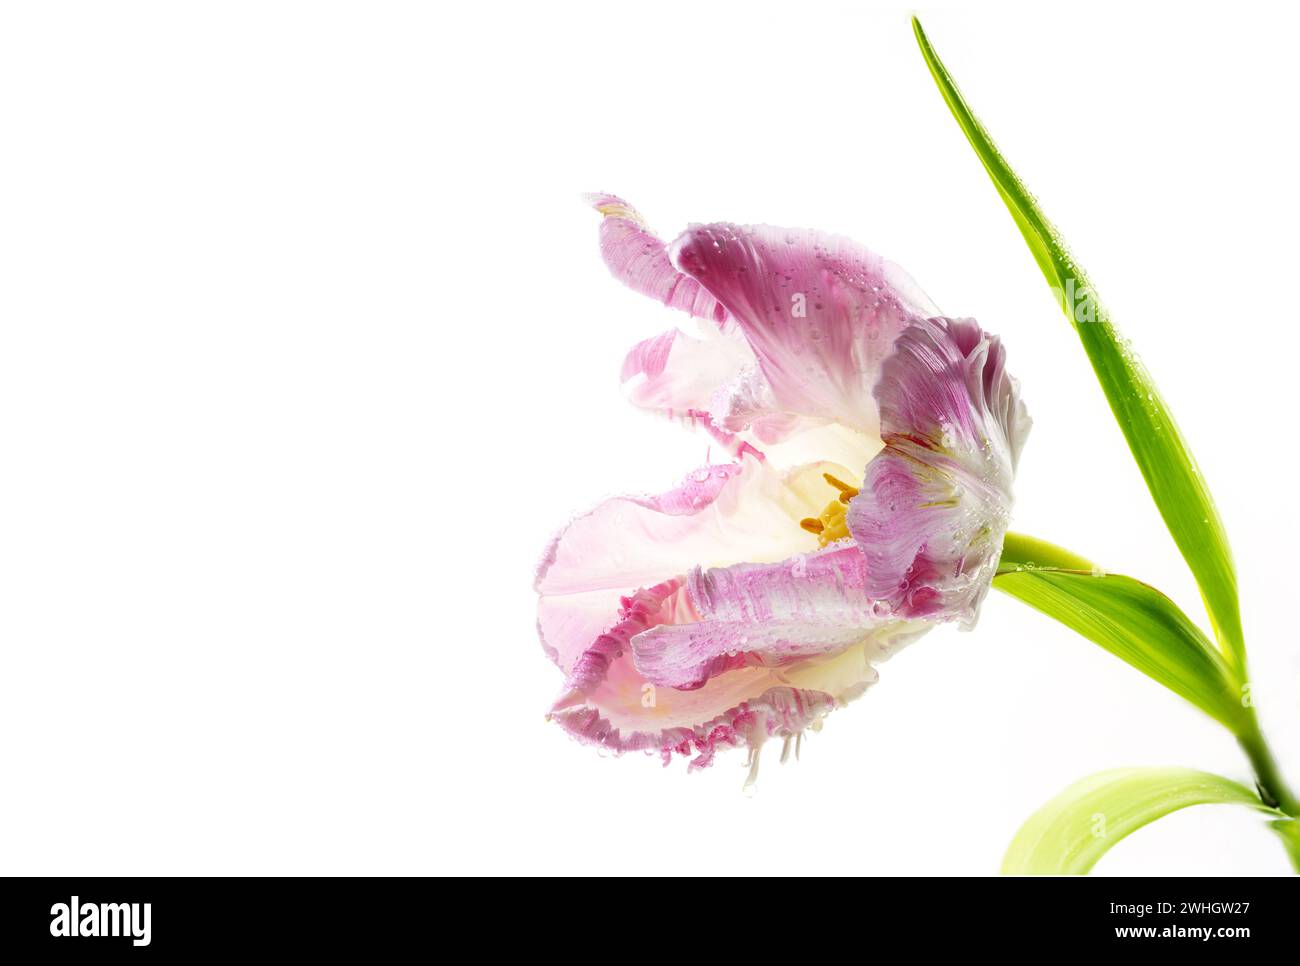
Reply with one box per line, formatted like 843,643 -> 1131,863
2,0 -> 1297,876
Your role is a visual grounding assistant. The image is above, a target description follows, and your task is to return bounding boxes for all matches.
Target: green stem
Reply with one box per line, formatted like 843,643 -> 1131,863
1237,721 -> 1299,814
1236,716 -> 1300,869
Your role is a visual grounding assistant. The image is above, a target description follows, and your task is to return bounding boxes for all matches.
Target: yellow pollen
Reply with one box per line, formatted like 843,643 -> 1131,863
800,473 -> 860,547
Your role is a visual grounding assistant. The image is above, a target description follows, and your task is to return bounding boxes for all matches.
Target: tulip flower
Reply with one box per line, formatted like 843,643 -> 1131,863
535,194 -> 1030,781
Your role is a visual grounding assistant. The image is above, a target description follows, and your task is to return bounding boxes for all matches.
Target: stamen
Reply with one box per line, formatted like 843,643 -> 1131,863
798,470 -> 861,546
823,472 -> 860,500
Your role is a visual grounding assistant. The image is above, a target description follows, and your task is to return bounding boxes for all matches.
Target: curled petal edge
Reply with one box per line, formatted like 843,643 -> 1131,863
847,316 -> 1030,625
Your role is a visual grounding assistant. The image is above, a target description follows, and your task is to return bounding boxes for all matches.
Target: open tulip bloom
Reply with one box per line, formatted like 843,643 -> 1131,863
537,195 -> 1028,783
537,18 -> 1300,874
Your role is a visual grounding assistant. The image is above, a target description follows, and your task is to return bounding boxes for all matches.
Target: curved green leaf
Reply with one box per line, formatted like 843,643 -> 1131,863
993,559 -> 1245,730
998,532 -> 1094,575
1003,767 -> 1282,875
913,17 -> 1244,673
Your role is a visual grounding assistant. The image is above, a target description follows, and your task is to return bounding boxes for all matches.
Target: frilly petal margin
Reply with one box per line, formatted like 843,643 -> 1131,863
548,544 -> 931,774
847,317 -> 1031,626
553,684 -> 837,776
547,577 -> 849,776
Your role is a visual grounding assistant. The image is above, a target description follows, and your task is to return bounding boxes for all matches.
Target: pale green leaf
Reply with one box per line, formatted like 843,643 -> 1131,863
1003,767 -> 1282,875
913,17 -> 1245,672
993,560 -> 1245,730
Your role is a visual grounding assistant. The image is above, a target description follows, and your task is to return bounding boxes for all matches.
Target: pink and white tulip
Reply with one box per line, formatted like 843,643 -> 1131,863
536,195 -> 1031,780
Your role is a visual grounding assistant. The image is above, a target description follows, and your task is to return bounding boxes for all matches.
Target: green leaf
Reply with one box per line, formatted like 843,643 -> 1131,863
1003,767 -> 1283,875
912,17 -> 1245,673
998,532 -> 1094,575
993,558 -> 1245,730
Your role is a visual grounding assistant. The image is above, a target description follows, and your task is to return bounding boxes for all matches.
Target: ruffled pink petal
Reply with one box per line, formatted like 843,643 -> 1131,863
705,364 -> 829,445
847,317 -> 1031,625
547,577 -> 842,772
534,463 -> 744,601
631,543 -> 930,691
620,326 -> 753,419
669,223 -> 940,438
536,588 -> 626,668
535,456 -> 836,672
551,578 -> 698,711
586,194 -> 732,326
634,619 -> 871,691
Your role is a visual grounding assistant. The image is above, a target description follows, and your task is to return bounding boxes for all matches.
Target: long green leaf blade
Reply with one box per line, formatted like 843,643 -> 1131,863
993,564 -> 1245,730
912,17 -> 1244,672
1003,767 -> 1281,875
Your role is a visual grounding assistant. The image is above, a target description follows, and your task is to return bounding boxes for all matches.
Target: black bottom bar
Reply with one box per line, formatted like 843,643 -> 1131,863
3,875 -> 1294,955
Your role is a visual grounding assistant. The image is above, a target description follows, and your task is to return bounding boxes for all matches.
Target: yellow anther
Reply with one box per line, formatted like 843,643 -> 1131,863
823,472 -> 860,501
800,473 -> 861,547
